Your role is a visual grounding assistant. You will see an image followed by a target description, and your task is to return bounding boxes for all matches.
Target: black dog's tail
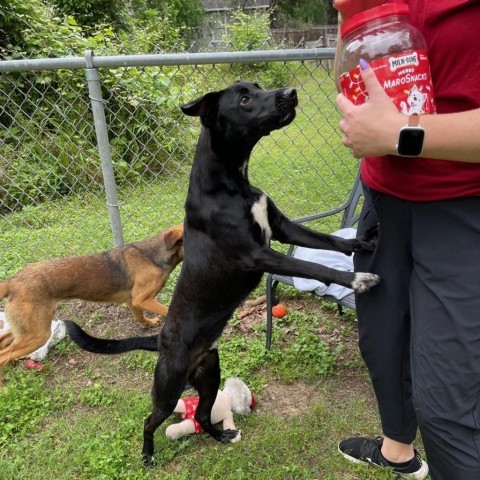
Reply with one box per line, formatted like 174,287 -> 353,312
65,320 -> 158,354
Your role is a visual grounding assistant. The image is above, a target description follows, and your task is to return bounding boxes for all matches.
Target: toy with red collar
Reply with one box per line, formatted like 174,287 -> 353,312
165,377 -> 255,442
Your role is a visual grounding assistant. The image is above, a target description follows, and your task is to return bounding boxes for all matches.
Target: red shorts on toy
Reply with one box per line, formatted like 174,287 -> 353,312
180,397 -> 203,433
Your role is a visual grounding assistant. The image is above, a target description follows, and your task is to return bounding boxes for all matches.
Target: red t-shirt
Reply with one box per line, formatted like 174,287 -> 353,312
361,0 -> 480,201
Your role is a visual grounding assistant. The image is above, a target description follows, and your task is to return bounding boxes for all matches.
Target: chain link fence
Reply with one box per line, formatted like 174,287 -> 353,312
0,45 -> 357,280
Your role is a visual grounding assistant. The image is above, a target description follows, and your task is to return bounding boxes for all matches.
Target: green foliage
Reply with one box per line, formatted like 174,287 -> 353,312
47,0 -> 130,31
121,350 -> 158,372
268,310 -> 336,381
220,307 -> 340,388
1,0 -> 204,46
101,67 -> 196,182
219,335 -> 268,391
222,9 -> 290,89
79,383 -> 118,407
272,330 -> 335,380
0,0 -> 201,214
0,0 -> 35,51
0,95 -> 100,214
273,0 -> 337,27
0,1 -> 87,58
224,9 -> 271,51
81,432 -> 150,480
133,0 -> 205,42
0,371 -> 52,447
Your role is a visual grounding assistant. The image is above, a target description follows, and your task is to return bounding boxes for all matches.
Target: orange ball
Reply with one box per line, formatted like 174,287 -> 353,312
272,303 -> 287,318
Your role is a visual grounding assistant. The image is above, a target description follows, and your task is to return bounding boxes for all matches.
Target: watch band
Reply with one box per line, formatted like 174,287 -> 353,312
408,114 -> 420,127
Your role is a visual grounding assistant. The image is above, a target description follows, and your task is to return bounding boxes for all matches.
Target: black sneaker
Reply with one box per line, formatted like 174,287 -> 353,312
338,436 -> 429,479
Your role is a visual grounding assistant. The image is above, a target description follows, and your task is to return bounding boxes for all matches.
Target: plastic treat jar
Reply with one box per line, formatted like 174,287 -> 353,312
337,3 -> 436,115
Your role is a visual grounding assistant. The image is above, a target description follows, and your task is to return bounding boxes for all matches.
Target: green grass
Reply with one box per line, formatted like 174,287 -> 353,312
0,289 -> 427,480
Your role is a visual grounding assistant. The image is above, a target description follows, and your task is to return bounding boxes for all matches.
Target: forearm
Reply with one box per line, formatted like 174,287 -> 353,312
419,109 -> 480,163
381,109 -> 480,163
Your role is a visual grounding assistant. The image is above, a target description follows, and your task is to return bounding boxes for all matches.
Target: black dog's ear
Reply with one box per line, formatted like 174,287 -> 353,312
181,91 -> 221,118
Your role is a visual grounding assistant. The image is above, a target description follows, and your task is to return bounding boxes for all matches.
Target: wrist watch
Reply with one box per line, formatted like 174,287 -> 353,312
396,114 -> 425,157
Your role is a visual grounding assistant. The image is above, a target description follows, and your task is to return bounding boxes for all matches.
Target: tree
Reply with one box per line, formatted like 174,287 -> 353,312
0,0 -> 44,50
271,0 -> 337,27
131,0 -> 204,35
45,0 -> 204,37
47,0 -> 129,30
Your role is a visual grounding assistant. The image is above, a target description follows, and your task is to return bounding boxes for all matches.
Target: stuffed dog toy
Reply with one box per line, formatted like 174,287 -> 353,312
165,377 -> 255,442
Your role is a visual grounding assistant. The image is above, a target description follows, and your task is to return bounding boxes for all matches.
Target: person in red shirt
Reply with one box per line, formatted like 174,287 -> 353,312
333,1 -> 480,479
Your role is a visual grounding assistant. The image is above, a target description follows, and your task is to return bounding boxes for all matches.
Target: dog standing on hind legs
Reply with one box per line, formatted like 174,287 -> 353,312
66,81 -> 380,466
0,223 -> 183,377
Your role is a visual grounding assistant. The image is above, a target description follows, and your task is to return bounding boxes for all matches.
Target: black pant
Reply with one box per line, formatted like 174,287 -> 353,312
354,184 -> 480,479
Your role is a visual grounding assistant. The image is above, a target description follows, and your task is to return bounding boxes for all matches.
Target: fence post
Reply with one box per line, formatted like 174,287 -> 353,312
84,49 -> 125,247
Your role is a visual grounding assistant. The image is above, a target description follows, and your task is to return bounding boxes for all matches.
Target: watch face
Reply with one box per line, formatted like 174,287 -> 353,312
397,127 -> 425,156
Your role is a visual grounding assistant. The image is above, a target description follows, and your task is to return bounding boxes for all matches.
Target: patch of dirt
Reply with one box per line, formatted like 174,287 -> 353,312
59,299 -> 161,338
255,379 -> 319,417
235,303 -> 267,332
37,300 -> 161,394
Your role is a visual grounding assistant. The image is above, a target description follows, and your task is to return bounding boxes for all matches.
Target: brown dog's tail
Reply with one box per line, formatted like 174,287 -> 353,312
65,320 -> 158,354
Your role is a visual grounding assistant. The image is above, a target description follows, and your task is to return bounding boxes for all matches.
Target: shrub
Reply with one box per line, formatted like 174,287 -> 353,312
222,9 -> 291,89
0,372 -> 52,447
0,1 -> 199,214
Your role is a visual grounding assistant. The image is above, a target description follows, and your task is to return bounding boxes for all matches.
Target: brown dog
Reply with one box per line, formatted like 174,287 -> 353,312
0,223 -> 183,370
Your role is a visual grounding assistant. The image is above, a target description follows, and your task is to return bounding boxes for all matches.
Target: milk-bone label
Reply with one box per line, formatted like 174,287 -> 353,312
340,49 -> 436,114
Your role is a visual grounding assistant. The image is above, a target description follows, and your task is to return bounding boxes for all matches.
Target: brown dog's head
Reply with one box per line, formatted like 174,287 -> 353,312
164,223 -> 184,265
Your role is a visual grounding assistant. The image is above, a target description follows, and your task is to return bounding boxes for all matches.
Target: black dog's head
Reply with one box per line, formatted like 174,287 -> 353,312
181,82 -> 298,146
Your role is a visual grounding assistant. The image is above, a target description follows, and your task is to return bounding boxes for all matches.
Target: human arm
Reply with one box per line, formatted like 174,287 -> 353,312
336,62 -> 480,163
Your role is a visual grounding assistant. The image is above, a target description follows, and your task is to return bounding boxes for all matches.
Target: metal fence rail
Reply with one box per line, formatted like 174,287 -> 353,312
0,47 -> 355,280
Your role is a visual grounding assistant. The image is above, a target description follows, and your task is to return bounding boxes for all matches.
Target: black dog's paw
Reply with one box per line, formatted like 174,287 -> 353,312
142,454 -> 157,468
221,428 -> 242,443
336,237 -> 375,255
355,237 -> 377,252
362,224 -> 379,242
355,224 -> 379,251
351,272 -> 381,293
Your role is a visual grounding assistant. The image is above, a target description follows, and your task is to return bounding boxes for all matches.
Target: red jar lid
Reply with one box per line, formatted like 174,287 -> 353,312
340,3 -> 410,38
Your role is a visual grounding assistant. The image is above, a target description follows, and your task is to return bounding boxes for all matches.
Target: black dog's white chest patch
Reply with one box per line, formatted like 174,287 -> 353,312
251,194 -> 272,243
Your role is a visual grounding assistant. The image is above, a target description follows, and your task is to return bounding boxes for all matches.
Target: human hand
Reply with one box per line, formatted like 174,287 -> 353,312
333,0 -> 389,21
336,59 -> 405,158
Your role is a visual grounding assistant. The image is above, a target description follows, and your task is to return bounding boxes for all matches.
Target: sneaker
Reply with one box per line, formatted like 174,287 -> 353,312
338,436 -> 429,479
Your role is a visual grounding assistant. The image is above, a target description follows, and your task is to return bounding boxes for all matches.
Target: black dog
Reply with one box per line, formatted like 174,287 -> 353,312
66,82 -> 379,466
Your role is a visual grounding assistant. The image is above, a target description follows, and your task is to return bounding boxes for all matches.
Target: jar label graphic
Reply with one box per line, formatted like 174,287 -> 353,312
340,49 -> 436,114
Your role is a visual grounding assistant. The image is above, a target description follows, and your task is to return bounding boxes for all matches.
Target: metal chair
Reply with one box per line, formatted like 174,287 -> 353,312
265,172 -> 363,350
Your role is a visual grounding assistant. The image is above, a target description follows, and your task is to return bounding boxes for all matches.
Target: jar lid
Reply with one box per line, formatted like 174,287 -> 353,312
340,3 -> 410,38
